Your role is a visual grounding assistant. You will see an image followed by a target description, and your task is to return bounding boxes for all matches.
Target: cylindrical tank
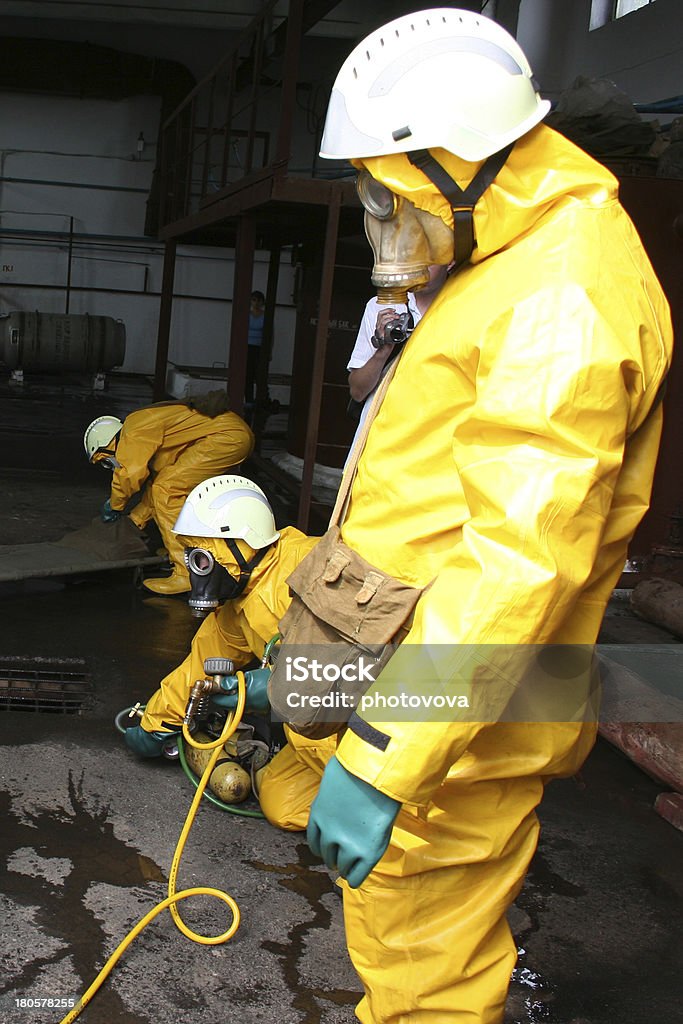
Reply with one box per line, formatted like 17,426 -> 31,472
0,312 -> 125,373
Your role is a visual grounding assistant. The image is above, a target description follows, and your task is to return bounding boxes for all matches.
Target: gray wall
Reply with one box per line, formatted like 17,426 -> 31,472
518,0 -> 683,104
0,16 -> 299,379
2,1 -> 682,380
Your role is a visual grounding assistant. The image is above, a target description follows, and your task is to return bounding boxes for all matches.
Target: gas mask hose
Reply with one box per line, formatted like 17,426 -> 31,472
60,673 -> 248,1024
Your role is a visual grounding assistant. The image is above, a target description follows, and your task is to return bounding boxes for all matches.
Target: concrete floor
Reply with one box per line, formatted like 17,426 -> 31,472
0,372 -> 681,1024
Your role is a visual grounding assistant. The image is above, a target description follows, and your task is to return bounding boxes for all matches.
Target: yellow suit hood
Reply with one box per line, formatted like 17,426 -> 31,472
355,124 -> 619,266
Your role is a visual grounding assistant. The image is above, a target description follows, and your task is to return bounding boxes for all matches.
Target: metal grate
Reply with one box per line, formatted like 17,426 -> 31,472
0,657 -> 93,714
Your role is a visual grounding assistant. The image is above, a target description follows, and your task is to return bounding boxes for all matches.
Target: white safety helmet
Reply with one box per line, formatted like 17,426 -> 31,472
173,475 -> 280,549
83,415 -> 123,462
319,8 -> 550,163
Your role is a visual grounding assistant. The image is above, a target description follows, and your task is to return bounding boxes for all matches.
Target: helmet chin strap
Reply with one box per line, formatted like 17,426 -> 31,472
224,538 -> 272,597
408,143 -> 514,271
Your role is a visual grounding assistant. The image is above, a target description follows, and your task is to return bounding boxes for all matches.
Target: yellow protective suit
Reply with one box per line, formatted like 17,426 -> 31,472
140,526 -> 318,733
259,125 -> 673,1023
109,402 -> 254,584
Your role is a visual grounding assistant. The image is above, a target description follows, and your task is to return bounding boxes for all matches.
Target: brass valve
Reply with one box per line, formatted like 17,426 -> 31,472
183,658 -> 236,726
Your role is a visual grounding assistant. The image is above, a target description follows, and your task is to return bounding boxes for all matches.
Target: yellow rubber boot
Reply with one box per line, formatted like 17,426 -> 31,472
142,572 -> 191,596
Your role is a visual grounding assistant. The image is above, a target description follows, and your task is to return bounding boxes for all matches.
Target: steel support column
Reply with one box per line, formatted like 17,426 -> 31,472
228,213 -> 256,415
153,238 -> 177,400
493,0 -> 521,36
65,216 -> 74,314
274,0 -> 305,169
253,239 -> 281,452
297,189 -> 341,530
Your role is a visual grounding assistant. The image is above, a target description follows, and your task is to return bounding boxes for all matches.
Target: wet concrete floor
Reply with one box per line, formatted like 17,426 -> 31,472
0,373 -> 681,1023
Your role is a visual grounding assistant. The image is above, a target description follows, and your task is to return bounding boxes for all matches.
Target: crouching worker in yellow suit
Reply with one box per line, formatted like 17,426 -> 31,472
84,393 -> 254,596
123,474 -> 318,758
253,10 -> 674,1024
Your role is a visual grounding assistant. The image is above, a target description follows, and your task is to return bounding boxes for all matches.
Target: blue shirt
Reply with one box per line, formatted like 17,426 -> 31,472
248,313 -> 264,348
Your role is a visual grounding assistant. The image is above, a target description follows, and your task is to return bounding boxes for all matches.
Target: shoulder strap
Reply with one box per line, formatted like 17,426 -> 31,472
330,353 -> 402,528
628,378 -> 667,439
408,144 -> 514,271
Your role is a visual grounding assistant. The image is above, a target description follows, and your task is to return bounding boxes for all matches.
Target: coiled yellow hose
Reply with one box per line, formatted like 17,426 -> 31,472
59,672 -> 247,1024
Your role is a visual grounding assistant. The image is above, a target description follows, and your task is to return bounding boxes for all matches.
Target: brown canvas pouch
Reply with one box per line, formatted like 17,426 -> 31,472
268,526 -> 424,738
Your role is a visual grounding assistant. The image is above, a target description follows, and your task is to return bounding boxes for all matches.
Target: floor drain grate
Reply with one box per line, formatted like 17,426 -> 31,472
0,657 -> 93,714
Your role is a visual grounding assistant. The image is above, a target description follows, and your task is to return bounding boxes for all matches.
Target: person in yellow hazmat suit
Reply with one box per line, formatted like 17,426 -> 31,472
122,474 -> 319,757
255,10 -> 674,1024
83,394 -> 254,596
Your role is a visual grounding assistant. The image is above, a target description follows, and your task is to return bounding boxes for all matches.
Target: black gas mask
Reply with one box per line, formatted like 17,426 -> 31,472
184,538 -> 271,618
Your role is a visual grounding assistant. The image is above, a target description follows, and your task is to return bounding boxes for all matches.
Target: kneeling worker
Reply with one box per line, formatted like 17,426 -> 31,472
123,475 -> 318,757
84,393 -> 254,596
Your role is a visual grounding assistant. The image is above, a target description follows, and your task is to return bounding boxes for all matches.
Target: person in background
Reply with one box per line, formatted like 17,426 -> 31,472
347,264 -> 450,412
84,394 -> 254,596
245,290 -> 266,409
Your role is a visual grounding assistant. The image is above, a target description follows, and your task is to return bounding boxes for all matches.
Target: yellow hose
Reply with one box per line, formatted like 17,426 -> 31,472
59,672 -> 247,1024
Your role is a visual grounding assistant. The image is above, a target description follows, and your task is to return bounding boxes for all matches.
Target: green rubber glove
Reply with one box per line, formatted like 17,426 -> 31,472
211,667 -> 271,713
124,725 -> 178,758
307,756 -> 401,888
101,498 -> 122,523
